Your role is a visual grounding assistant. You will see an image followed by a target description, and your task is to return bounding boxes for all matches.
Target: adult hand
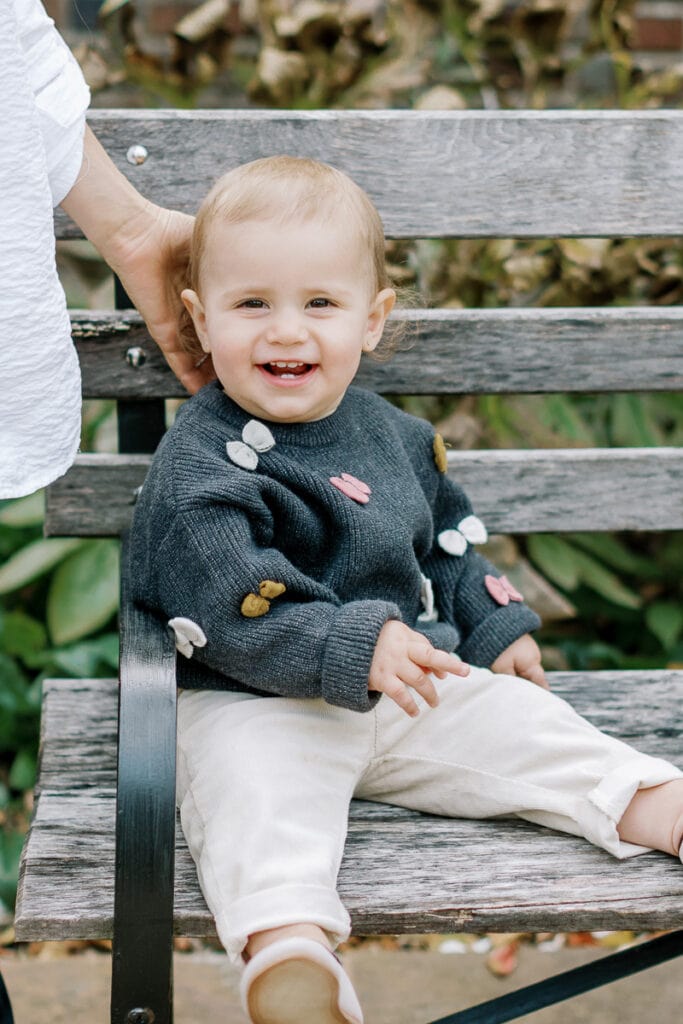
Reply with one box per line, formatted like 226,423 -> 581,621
61,126 -> 215,394
369,620 -> 469,717
109,202 -> 215,394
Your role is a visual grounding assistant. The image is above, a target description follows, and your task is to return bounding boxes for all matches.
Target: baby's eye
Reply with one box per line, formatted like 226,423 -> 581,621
240,298 -> 267,308
308,297 -> 333,308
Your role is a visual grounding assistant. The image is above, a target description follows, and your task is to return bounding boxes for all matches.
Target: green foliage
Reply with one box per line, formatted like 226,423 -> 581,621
0,478 -> 120,908
0,537 -> 84,594
645,602 -> 683,653
528,536 -> 642,609
46,540 -> 120,645
0,829 -> 25,911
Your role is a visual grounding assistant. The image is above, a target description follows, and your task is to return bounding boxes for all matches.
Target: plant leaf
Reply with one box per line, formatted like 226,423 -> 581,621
53,634 -> 120,676
0,611 -> 47,660
0,491 -> 45,527
0,829 -> 25,909
527,535 -> 581,590
0,538 -> 83,594
572,549 -> 642,609
567,533 -> 657,577
46,540 -> 120,646
645,602 -> 683,651
9,749 -> 36,791
611,395 -> 662,447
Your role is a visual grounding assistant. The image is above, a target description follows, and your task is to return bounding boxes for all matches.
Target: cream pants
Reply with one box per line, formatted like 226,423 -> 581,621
176,668 -> 682,963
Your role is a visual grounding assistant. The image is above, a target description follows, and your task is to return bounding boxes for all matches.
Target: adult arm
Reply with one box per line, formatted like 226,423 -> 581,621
18,0 -> 212,393
60,127 -> 213,394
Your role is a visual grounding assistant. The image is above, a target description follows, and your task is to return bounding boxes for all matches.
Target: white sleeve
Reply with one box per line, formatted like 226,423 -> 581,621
0,0 -> 83,498
14,0 -> 90,205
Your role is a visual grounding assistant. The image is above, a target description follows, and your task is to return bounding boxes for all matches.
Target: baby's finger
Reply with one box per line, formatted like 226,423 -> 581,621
383,677 -> 421,717
522,663 -> 550,690
404,666 -> 440,709
411,644 -> 469,678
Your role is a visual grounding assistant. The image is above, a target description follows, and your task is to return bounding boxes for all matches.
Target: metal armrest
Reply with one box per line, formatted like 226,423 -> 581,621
111,532 -> 177,1024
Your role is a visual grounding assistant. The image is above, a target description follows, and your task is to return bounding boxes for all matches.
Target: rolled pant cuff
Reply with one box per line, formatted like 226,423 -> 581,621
214,883 -> 352,964
585,757 -> 683,858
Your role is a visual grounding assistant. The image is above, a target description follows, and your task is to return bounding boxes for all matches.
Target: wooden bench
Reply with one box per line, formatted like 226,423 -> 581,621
13,109 -> 683,1024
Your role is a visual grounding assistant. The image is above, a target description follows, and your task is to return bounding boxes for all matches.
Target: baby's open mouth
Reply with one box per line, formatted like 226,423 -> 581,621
262,361 -> 314,379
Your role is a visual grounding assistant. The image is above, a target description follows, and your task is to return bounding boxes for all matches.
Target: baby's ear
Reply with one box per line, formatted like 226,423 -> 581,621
363,287 -> 396,352
181,289 -> 210,352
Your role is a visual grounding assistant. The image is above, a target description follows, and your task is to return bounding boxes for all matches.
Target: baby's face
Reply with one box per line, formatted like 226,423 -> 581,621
182,215 -> 394,423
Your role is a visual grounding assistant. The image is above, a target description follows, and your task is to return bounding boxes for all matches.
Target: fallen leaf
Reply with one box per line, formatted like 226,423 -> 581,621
486,940 -> 519,976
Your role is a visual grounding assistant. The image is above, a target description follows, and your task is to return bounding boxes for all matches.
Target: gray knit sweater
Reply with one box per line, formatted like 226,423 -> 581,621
129,382 -> 540,712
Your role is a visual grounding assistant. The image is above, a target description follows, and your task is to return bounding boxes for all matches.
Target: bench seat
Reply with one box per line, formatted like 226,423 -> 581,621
16,672 -> 683,943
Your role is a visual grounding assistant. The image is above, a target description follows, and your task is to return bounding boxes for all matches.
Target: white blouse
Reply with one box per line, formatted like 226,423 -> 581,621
0,0 -> 89,498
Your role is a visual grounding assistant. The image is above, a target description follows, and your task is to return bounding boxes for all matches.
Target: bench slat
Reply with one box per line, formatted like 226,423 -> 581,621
16,673 -> 683,941
73,307 -> 683,399
45,448 -> 683,537
33,671 -> 683,793
55,110 -> 683,239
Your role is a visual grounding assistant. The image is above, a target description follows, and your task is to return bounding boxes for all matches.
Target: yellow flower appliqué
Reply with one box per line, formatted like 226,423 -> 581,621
241,580 -> 287,618
433,433 -> 448,474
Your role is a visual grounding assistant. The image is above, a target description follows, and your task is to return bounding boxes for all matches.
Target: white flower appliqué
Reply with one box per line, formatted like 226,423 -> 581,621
226,419 -> 276,471
417,573 -> 439,623
438,514 -> 488,557
168,617 -> 207,659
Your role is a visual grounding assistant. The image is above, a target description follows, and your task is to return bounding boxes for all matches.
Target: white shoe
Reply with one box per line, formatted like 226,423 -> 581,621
240,937 -> 364,1024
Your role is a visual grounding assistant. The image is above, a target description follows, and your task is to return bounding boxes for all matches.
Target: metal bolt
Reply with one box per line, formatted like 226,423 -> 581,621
125,1009 -> 155,1024
126,144 -> 148,166
126,346 -> 146,368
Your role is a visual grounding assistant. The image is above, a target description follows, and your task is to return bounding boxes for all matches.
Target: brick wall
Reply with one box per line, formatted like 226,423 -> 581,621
634,0 -> 683,55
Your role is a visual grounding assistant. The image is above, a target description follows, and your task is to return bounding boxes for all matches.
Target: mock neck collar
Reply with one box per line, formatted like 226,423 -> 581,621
196,380 -> 361,448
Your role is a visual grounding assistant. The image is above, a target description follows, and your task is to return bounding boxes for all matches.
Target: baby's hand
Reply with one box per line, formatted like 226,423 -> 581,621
369,620 -> 469,717
491,634 -> 549,689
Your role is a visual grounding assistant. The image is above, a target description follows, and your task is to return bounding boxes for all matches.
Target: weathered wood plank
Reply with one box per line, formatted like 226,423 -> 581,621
16,794 -> 683,940
33,672 -> 683,794
44,448 -> 683,536
55,110 -> 683,238
73,307 -> 683,399
15,672 -> 683,941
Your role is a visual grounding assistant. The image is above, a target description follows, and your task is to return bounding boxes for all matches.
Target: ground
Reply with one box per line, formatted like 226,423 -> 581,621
1,939 -> 682,1023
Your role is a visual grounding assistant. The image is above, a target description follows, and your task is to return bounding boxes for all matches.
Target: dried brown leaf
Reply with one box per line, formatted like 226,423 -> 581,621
254,45 -> 309,101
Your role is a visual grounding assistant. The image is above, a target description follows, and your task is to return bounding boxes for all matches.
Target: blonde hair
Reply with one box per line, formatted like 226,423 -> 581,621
180,155 -> 392,360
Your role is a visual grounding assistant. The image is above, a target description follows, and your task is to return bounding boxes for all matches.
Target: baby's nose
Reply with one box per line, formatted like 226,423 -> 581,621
266,315 -> 309,344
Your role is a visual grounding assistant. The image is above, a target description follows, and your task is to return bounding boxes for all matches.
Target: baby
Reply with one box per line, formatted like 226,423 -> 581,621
129,155 -> 683,1024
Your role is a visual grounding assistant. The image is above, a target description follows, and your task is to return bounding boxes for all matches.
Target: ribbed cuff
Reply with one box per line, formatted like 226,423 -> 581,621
458,605 -> 541,668
322,601 -> 402,712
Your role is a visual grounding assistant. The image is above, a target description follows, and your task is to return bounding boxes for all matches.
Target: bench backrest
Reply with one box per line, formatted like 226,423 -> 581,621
48,110 -> 683,538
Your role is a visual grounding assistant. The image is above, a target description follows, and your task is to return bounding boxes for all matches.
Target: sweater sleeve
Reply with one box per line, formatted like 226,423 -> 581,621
152,500 -> 401,713
422,464 -> 541,668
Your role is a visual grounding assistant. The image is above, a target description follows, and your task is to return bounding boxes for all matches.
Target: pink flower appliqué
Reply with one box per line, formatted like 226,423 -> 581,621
329,473 -> 371,505
485,574 -> 524,606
